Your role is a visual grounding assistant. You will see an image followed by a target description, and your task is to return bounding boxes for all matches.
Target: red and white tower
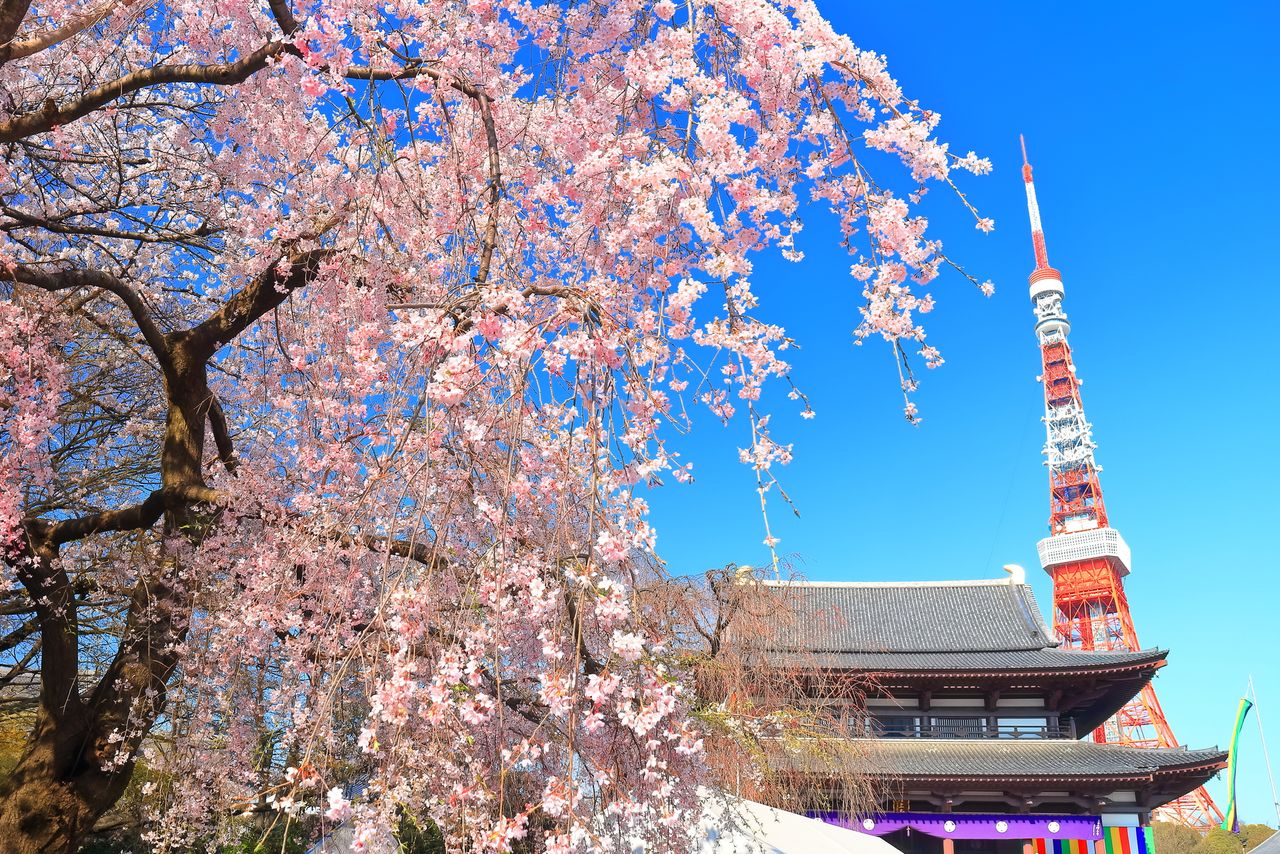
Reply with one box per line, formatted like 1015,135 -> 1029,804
1019,138 -> 1224,829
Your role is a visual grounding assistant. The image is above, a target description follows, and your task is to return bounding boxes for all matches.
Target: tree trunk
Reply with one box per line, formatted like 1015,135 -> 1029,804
0,257 -> 320,850
0,570 -> 188,852
0,363 -> 206,851
0,709 -> 131,852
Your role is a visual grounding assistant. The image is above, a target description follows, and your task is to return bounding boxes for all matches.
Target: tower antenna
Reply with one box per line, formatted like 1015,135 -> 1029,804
1020,136 -> 1053,271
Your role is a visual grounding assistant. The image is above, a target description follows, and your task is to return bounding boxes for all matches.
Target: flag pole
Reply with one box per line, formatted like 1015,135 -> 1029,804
1249,675 -> 1280,826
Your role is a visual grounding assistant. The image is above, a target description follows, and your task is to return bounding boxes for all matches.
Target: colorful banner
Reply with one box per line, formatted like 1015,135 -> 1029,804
1101,826 -> 1153,854
811,812 -> 1104,840
1034,839 -> 1092,854
813,811 -> 1158,852
1032,827 -> 1154,854
1221,697 -> 1254,833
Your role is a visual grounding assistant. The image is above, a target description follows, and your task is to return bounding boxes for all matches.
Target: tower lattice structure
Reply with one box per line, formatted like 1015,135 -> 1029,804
1019,138 -> 1223,829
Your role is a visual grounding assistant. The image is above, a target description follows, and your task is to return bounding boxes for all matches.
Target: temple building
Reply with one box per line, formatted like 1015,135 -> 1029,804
749,568 -> 1226,854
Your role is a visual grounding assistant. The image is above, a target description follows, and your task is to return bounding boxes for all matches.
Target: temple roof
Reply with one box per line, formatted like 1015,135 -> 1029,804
751,578 -> 1166,676
778,739 -> 1227,806
760,578 -> 1058,653
856,740 -> 1225,780
765,648 -> 1168,674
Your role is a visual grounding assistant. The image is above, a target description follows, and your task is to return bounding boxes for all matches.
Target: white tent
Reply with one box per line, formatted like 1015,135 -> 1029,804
689,794 -> 905,854
311,792 -> 905,854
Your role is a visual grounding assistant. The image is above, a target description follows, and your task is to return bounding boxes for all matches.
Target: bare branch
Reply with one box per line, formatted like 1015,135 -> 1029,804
2,205 -> 218,245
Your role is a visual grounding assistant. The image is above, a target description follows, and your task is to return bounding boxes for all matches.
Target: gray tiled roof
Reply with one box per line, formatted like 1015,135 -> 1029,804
764,648 -> 1168,673
787,739 -> 1226,780
750,579 -> 1164,673
759,579 -> 1056,653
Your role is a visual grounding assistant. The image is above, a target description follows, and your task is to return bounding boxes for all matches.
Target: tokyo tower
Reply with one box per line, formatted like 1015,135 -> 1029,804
1019,138 -> 1224,829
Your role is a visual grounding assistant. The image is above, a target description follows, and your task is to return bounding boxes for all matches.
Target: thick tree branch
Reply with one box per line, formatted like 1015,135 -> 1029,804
0,0 -> 115,65
206,395 -> 239,472
0,639 -> 40,693
326,530 -> 446,572
473,89 -> 500,288
564,590 -> 605,677
23,485 -> 226,547
266,0 -> 300,36
0,615 -> 38,656
0,40 -> 286,143
184,248 -> 330,361
24,490 -> 167,546
9,542 -> 84,717
0,0 -> 33,55
8,264 -> 173,376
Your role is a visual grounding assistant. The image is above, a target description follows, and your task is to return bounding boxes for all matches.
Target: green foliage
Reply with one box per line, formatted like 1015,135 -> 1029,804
1155,821 -> 1204,854
1241,825 -> 1276,853
79,834 -> 151,854
396,812 -> 446,854
1196,827 -> 1246,854
1151,820 -> 1277,854
221,818 -> 315,854
0,707 -> 36,777
75,760 -> 169,853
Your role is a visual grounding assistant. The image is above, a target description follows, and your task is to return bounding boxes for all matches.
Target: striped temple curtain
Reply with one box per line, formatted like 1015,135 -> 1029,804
1034,840 -> 1093,854
1032,828 -> 1155,854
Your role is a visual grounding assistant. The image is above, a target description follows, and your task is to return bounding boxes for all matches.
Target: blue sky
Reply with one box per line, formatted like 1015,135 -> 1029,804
645,0 -> 1280,826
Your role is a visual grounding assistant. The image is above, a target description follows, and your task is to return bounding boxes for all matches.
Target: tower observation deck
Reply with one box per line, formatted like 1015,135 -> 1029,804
1019,138 -> 1223,829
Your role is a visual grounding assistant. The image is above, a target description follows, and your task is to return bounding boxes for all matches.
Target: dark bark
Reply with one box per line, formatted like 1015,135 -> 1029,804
0,0 -> 34,64
0,542 -> 188,852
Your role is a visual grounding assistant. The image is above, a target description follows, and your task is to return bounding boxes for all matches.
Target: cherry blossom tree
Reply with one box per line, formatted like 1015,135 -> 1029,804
0,0 -> 991,849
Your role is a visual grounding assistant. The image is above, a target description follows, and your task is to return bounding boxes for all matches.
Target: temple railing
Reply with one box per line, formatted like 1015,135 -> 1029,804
866,719 -> 1077,740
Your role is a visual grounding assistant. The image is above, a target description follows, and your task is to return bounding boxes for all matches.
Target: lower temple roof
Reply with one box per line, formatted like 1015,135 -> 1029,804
854,739 -> 1226,780
777,738 -> 1226,807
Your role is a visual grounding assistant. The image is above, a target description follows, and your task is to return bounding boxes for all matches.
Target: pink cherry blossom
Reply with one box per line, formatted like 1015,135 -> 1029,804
0,0 -> 991,848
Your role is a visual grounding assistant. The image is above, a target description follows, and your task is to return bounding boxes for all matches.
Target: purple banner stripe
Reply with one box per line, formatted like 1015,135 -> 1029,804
809,812 -> 1105,841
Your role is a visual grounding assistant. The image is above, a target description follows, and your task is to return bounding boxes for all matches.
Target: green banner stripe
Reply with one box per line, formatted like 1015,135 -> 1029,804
1220,698 -> 1254,831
